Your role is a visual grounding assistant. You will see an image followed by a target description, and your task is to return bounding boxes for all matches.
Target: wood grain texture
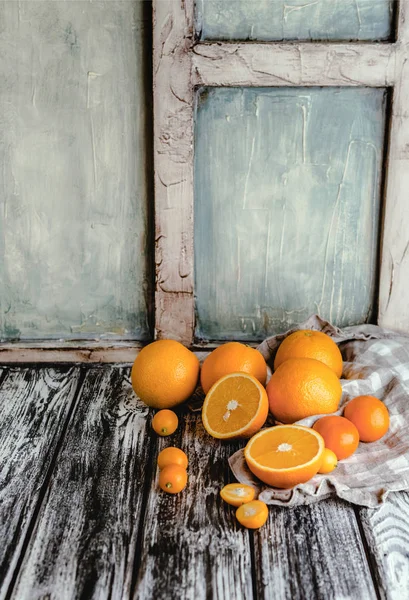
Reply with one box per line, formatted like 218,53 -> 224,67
153,0 -> 195,345
194,87 -> 387,340
254,500 -> 377,600
196,0 -> 394,42
358,493 -> 409,600
0,367 -> 81,599
378,1 -> 409,335
11,367 -> 152,600
0,341 -> 142,364
135,411 -> 254,600
192,42 -> 397,87
0,1 -> 151,342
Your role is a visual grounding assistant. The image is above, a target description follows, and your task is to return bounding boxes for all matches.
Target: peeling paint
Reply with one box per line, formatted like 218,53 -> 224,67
194,87 -> 387,340
0,1 -> 151,341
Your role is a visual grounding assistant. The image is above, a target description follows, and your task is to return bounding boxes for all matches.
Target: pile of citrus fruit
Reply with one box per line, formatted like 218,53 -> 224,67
131,330 -> 390,530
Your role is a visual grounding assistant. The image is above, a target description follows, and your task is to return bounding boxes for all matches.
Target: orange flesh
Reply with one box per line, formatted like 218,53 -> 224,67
249,428 -> 320,469
220,483 -> 255,506
206,376 -> 261,434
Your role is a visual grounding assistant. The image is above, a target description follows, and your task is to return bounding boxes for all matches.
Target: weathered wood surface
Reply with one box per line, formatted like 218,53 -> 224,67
378,0 -> 409,335
11,367 -> 152,600
0,367 -> 82,600
193,42 -> 397,88
254,500 -> 377,600
195,0 -> 393,42
1,365 -> 409,600
153,0 -> 195,345
194,87 -> 386,339
359,492 -> 409,600
135,411 -> 254,600
0,341 -> 141,364
0,0 -> 151,342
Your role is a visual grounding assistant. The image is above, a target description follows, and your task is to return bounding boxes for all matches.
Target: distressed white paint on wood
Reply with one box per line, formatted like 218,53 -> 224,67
135,411 -> 254,599
12,367 -> 151,600
0,367 -> 81,600
378,1 -> 409,335
0,341 -> 141,364
153,0 -> 409,343
194,87 -> 387,340
254,500 -> 378,599
153,0 -> 195,345
0,1 -> 151,342
192,42 -> 397,87
359,492 -> 409,599
196,0 -> 394,42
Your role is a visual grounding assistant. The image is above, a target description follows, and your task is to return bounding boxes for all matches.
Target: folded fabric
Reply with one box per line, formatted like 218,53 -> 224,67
229,315 -> 409,508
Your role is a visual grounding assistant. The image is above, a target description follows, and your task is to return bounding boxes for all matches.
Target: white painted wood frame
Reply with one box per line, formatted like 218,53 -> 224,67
3,0 -> 408,363
153,0 -> 409,346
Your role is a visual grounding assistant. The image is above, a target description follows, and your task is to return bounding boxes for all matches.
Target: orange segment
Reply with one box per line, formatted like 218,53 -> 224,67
220,483 -> 255,507
202,373 -> 268,440
244,425 -> 325,489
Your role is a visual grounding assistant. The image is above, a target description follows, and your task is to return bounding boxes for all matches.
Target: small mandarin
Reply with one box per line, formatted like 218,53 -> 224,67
344,395 -> 390,442
152,409 -> 179,436
220,484 -> 255,507
157,447 -> 188,470
159,464 -> 187,494
313,416 -> 359,460
318,448 -> 338,474
236,500 -> 268,529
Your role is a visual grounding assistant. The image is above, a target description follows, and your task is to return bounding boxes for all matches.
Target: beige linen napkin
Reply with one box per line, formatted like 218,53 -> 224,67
229,315 -> 409,508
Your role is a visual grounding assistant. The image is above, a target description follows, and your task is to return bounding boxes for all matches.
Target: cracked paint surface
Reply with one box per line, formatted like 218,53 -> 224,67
0,1 -> 151,341
194,87 -> 387,340
196,0 -> 393,42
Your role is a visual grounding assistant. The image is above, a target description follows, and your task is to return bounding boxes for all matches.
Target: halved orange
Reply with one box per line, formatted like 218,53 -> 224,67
220,483 -> 255,507
236,500 -> 268,529
202,373 -> 268,439
244,425 -> 325,489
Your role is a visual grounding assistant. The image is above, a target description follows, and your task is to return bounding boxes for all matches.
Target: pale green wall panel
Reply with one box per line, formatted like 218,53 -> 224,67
0,1 -> 151,341
196,0 -> 394,41
194,87 -> 387,340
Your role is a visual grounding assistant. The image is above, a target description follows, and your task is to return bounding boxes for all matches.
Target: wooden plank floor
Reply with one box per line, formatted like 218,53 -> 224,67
0,365 -> 408,600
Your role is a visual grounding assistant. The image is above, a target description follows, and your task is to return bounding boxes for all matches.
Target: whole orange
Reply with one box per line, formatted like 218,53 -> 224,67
344,395 -> 390,442
200,342 -> 267,394
274,330 -> 343,378
313,416 -> 359,460
266,358 -> 342,423
131,340 -> 199,409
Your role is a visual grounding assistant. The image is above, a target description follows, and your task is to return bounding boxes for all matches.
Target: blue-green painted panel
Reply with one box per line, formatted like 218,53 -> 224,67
0,1 -> 151,341
194,87 -> 387,340
196,0 -> 394,41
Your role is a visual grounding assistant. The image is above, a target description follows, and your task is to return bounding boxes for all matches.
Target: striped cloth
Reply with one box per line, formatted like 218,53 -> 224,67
229,315 -> 409,508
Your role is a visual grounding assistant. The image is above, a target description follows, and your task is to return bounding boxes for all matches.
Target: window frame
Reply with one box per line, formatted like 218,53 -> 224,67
2,0 -> 408,362
153,0 -> 409,346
